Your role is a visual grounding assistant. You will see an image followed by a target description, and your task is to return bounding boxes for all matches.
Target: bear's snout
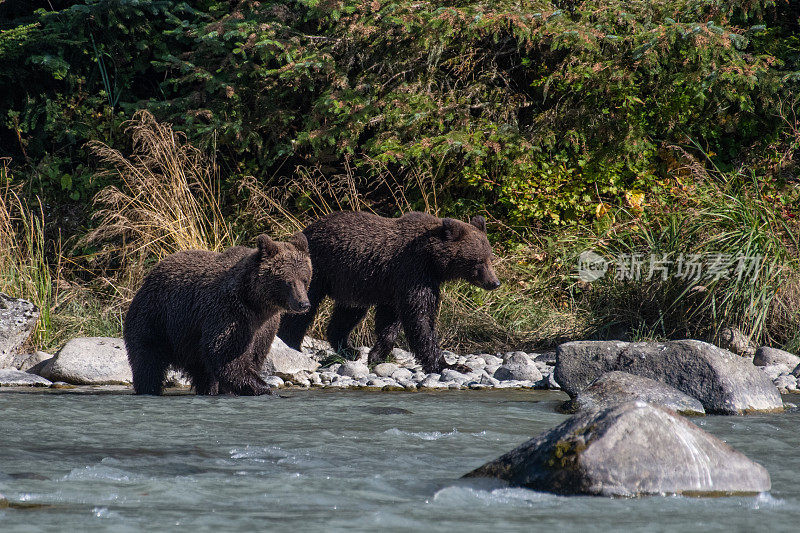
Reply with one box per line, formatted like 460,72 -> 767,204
473,262 -> 500,291
286,281 -> 311,313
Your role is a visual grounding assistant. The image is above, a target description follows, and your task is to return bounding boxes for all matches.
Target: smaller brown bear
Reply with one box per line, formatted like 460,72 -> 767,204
124,233 -> 312,395
278,211 -> 500,373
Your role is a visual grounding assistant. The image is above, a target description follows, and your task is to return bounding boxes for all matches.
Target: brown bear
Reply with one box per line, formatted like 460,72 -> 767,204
277,211 -> 500,373
124,233 -> 312,395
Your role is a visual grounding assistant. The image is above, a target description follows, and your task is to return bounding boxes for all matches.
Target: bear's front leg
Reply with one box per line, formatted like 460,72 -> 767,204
201,322 -> 271,396
399,287 -> 444,373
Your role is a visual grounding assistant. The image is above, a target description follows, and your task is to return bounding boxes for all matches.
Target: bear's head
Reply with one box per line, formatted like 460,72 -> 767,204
433,215 -> 500,290
250,232 -> 313,313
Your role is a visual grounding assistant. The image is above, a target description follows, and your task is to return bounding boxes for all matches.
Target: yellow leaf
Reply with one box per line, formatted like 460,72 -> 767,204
595,202 -> 608,219
625,189 -> 645,212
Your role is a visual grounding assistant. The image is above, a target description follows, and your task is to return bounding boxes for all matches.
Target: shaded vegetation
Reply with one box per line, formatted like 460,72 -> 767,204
0,0 -> 798,352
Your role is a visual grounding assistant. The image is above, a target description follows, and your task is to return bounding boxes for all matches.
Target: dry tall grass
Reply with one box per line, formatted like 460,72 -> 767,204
0,159 -> 54,347
86,110 -> 234,297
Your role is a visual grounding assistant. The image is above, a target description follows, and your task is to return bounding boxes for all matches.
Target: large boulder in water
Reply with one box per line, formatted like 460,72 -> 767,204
260,337 -> 320,382
0,293 -> 39,369
463,401 -> 771,497
554,340 -> 782,414
560,371 -> 705,416
35,337 -> 132,385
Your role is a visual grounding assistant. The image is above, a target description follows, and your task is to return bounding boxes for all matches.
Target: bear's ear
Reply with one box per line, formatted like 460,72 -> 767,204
441,218 -> 466,241
257,234 -> 279,258
290,231 -> 308,254
470,215 -> 487,233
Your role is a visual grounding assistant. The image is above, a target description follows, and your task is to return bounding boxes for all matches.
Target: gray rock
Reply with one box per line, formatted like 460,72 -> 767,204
464,401 -> 771,497
753,347 -> 800,368
390,368 -> 413,382
547,373 -> 561,390
502,351 -> 528,362
462,358 -> 485,372
0,293 -> 39,369
485,365 -> 500,376
391,347 -> 415,365
716,327 -> 756,356
440,368 -> 470,383
36,337 -> 132,385
481,354 -> 503,366
480,373 -> 499,387
555,340 -> 783,414
374,362 -> 399,378
398,379 -> 417,390
11,351 -> 51,372
412,371 -> 427,383
289,373 -> 311,388
309,372 -> 322,386
164,369 -> 191,388
561,371 -> 705,416
337,360 -> 370,379
774,374 -> 798,392
793,364 -> 800,378
263,375 -> 285,388
367,377 -> 393,388
493,353 -> 543,382
534,351 -> 557,363
261,337 -> 320,382
319,371 -> 337,384
0,368 -> 51,387
761,364 -> 790,381
442,350 -> 458,365
419,374 -> 447,389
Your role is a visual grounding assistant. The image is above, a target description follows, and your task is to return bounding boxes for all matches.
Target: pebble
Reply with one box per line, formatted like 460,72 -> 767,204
374,363 -> 399,377
774,375 -> 798,392
390,368 -> 413,381
440,368 -> 469,383
338,361 -> 370,379
762,364 -> 791,381
263,375 -> 284,388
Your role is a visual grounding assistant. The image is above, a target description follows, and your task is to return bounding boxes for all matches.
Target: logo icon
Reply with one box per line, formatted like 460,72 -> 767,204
577,250 -> 608,282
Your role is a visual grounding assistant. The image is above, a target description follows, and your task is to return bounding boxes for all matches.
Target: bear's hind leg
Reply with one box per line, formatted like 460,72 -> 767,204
398,289 -> 444,373
327,304 -> 368,357
368,305 -> 402,366
127,343 -> 169,395
185,361 -> 219,395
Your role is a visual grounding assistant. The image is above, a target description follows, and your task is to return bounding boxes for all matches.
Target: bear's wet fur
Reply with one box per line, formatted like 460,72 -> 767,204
278,211 -> 500,373
124,233 -> 312,395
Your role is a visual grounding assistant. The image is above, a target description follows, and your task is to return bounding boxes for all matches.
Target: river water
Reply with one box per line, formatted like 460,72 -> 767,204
0,389 -> 798,532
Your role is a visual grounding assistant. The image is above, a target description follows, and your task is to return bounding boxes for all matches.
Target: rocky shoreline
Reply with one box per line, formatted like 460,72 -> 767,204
0,334 -> 798,398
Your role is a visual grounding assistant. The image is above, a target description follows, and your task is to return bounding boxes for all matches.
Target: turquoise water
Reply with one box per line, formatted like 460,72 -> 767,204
0,389 -> 798,532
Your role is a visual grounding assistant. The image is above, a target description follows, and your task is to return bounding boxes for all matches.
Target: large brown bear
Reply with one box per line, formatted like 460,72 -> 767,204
278,211 -> 500,373
124,233 -> 312,395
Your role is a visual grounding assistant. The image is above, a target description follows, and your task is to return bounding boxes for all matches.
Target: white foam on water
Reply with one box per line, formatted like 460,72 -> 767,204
384,428 -> 460,440
63,465 -> 138,482
432,485 -> 558,507
749,492 -> 785,510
